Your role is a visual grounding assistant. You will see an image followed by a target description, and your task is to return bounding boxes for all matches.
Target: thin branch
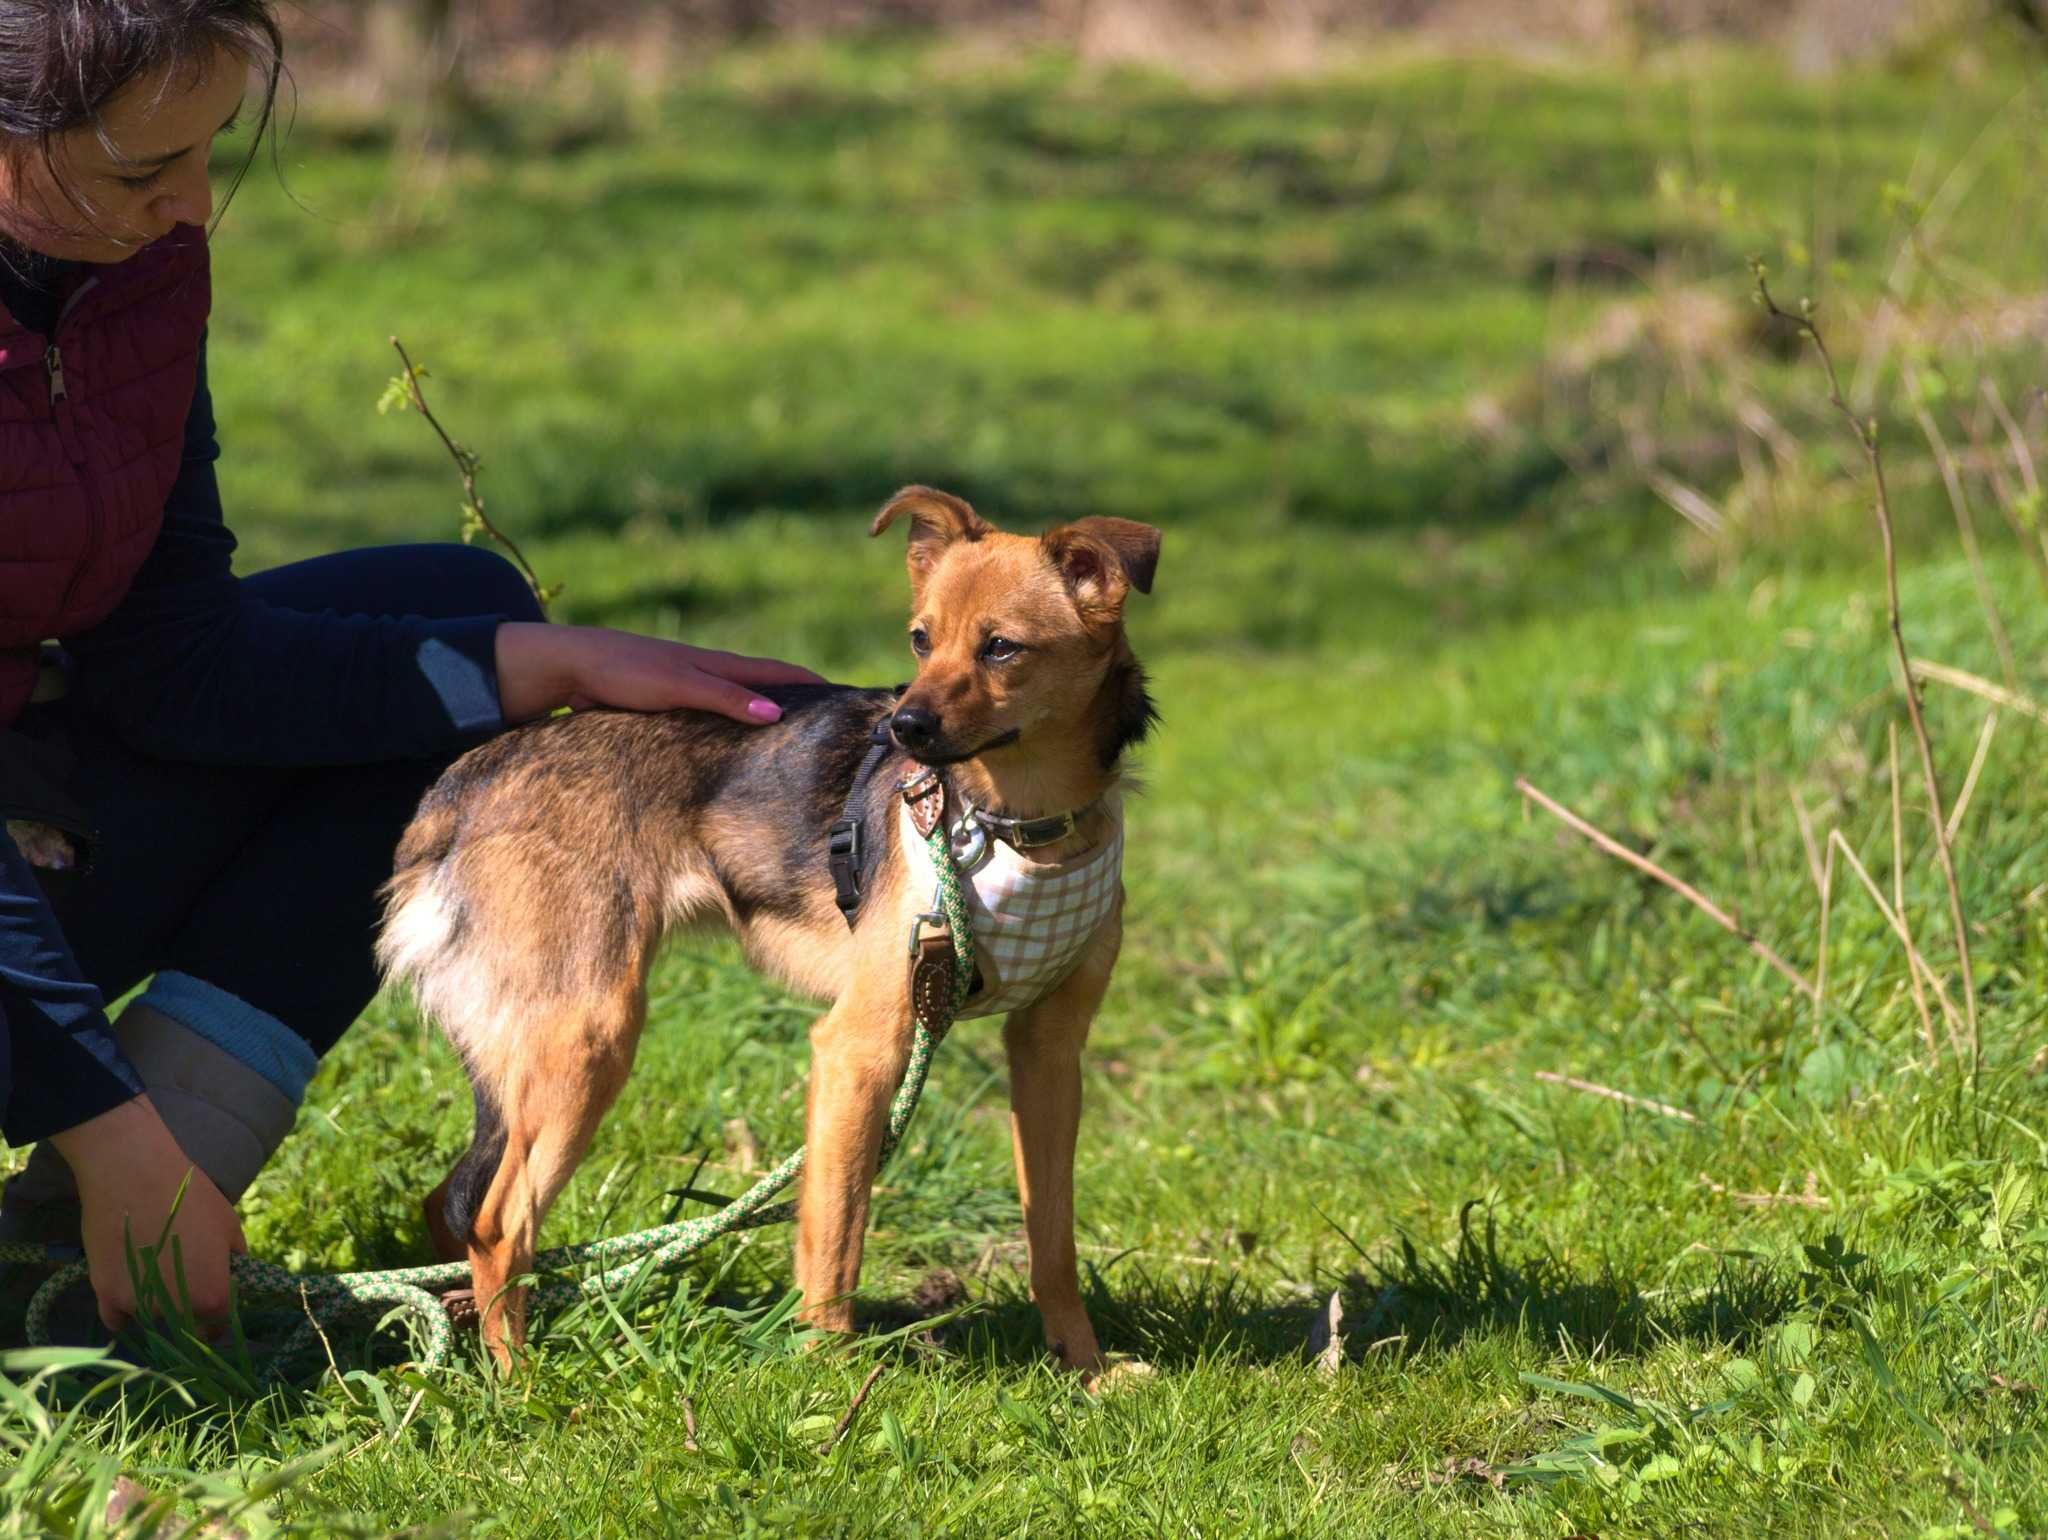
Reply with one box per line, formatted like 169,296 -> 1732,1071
1963,388 -> 2048,600
1828,830 -> 1963,1057
820,1363 -> 889,1453
1889,723 -> 1938,1059
1911,395 -> 2016,687
1755,270 -> 1977,1065
1790,786 -> 1826,898
1983,377 -> 2041,503
1815,833 -> 1835,1042
388,336 -> 554,614
1912,659 -> 2048,727
1698,1171 -> 1829,1209
1533,1071 -> 1699,1124
1513,777 -> 1816,1000
1946,711 -> 1998,847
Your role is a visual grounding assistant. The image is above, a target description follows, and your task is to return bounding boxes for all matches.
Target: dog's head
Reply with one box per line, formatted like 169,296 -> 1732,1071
869,486 -> 1160,771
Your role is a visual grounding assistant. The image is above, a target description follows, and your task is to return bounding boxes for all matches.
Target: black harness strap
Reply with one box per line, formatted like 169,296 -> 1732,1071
828,714 -> 900,928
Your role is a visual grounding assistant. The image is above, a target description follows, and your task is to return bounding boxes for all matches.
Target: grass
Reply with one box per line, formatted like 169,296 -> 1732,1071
11,33 -> 2048,1537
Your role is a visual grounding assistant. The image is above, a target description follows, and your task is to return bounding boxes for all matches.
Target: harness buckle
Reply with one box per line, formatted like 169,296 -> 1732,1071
827,818 -> 864,921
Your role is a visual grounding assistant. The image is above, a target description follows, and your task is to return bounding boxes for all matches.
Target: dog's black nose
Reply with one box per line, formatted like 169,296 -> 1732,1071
891,706 -> 940,754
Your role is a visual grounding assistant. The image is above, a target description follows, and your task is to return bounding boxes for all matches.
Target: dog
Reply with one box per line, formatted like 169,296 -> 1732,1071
377,487 -> 1160,1377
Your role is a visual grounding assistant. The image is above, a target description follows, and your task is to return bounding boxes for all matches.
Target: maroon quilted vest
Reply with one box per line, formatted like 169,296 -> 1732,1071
0,226 -> 211,727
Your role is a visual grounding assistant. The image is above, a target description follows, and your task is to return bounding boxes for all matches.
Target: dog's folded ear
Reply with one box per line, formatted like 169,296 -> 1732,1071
870,487 -> 994,587
1040,518 -> 1163,625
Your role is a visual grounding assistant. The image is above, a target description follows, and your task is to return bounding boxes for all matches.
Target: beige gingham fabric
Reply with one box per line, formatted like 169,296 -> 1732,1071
900,806 -> 1124,1019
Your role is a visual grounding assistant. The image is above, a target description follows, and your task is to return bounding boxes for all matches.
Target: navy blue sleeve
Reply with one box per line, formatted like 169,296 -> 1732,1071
0,833 -> 140,1146
65,340 -> 513,767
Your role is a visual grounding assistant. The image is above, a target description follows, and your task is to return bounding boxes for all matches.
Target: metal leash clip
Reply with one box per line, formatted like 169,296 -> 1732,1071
948,813 -> 992,874
907,904 -> 951,959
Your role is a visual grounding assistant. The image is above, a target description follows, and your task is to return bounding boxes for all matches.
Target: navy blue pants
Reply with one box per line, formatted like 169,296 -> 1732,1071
33,543 -> 540,1068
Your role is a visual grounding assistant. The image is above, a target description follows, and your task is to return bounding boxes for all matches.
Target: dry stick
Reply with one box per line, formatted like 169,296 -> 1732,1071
1698,1172 -> 1829,1209
1513,777 -> 1816,1000
1912,398 -> 2017,687
1815,835 -> 1836,1042
1946,711 -> 1999,847
821,1363 -> 888,1454
1889,723 -> 1939,1060
1756,274 -> 1978,1064
1911,659 -> 2048,727
682,1396 -> 700,1454
1983,377 -> 2041,503
1965,393 -> 2048,601
1532,1071 -> 1700,1125
388,335 -> 552,615
1792,786 -> 1833,1039
1828,830 -> 1964,1054
1790,785 -> 1827,898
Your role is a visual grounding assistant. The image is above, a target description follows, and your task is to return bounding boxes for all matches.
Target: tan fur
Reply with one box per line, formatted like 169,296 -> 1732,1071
380,488 -> 1160,1376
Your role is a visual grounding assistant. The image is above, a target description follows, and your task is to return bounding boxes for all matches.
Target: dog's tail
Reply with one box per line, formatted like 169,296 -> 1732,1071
379,798 -> 511,1247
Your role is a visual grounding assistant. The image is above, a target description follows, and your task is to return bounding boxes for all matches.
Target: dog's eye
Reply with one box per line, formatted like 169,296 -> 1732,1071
981,635 -> 1023,662
909,627 -> 931,657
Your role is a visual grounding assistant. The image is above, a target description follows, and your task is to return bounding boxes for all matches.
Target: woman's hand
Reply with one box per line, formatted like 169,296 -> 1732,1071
48,1098 -> 245,1334
495,623 -> 825,726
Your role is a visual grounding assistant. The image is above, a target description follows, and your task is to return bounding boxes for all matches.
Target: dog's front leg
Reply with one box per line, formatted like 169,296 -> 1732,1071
1003,905 -> 1120,1378
795,989 -> 914,1332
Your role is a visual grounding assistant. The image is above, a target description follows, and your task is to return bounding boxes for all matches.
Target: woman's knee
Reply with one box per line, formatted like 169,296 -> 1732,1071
432,545 -> 546,625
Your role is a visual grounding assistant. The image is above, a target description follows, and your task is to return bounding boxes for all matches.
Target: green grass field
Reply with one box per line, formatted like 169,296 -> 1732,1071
11,35 -> 2048,1537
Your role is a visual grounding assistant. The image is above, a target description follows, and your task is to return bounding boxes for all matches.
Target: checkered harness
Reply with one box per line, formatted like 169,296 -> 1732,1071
900,801 -> 1123,1018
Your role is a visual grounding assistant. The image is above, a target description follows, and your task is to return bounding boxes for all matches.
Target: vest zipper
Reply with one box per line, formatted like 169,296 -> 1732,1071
46,276 -> 103,623
42,276 -> 96,467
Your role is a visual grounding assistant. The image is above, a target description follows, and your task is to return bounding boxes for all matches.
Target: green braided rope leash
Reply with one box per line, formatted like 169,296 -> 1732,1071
3,815 -> 977,1385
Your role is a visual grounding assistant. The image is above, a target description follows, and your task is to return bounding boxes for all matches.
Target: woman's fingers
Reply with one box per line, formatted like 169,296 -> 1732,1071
690,648 -> 827,688
675,667 -> 785,724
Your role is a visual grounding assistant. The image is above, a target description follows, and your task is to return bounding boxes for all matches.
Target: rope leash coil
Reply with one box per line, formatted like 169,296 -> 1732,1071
5,806 -> 976,1385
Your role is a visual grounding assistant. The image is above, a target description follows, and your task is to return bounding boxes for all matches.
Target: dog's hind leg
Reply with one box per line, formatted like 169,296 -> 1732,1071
426,1080 -> 508,1264
793,982 -> 916,1332
462,990 -> 647,1369
1002,906 -> 1122,1379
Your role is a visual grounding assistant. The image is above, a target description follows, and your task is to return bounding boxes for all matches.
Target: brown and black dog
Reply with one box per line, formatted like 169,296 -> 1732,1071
377,487 -> 1159,1376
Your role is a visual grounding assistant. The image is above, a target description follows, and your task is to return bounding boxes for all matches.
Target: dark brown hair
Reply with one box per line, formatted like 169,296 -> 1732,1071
0,0 -> 285,249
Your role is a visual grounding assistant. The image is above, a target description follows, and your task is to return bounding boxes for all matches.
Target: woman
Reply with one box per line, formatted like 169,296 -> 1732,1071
0,0 -> 818,1335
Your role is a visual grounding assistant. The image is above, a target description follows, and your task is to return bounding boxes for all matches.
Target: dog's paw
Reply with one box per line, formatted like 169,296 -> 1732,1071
7,820 -> 74,871
1083,1357 -> 1158,1394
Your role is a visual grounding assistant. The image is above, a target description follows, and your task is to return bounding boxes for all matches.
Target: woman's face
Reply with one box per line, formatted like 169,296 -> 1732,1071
0,48 -> 250,263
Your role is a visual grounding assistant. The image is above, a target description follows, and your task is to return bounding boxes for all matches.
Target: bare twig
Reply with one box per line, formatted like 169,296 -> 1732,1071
1790,786 -> 1826,898
1533,1071 -> 1700,1124
683,1395 -> 700,1453
1911,396 -> 2016,686
1307,1290 -> 1345,1378
821,1363 -> 888,1453
1947,712 -> 1999,847
386,336 -> 556,614
1513,777 -> 1815,1000
1983,378 -> 2041,503
1942,1473 -> 2003,1540
1815,833 -> 1835,1040
1912,659 -> 2048,727
1698,1171 -> 1829,1208
1755,270 -> 1977,1065
1889,724 -> 1938,1058
1828,831 -> 1963,1056
1963,389 -> 2048,599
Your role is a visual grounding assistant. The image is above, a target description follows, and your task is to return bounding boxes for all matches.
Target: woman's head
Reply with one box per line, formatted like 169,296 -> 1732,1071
0,0 -> 283,264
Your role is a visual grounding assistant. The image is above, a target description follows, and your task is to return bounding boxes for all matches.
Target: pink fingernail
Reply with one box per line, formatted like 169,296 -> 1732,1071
747,698 -> 782,723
